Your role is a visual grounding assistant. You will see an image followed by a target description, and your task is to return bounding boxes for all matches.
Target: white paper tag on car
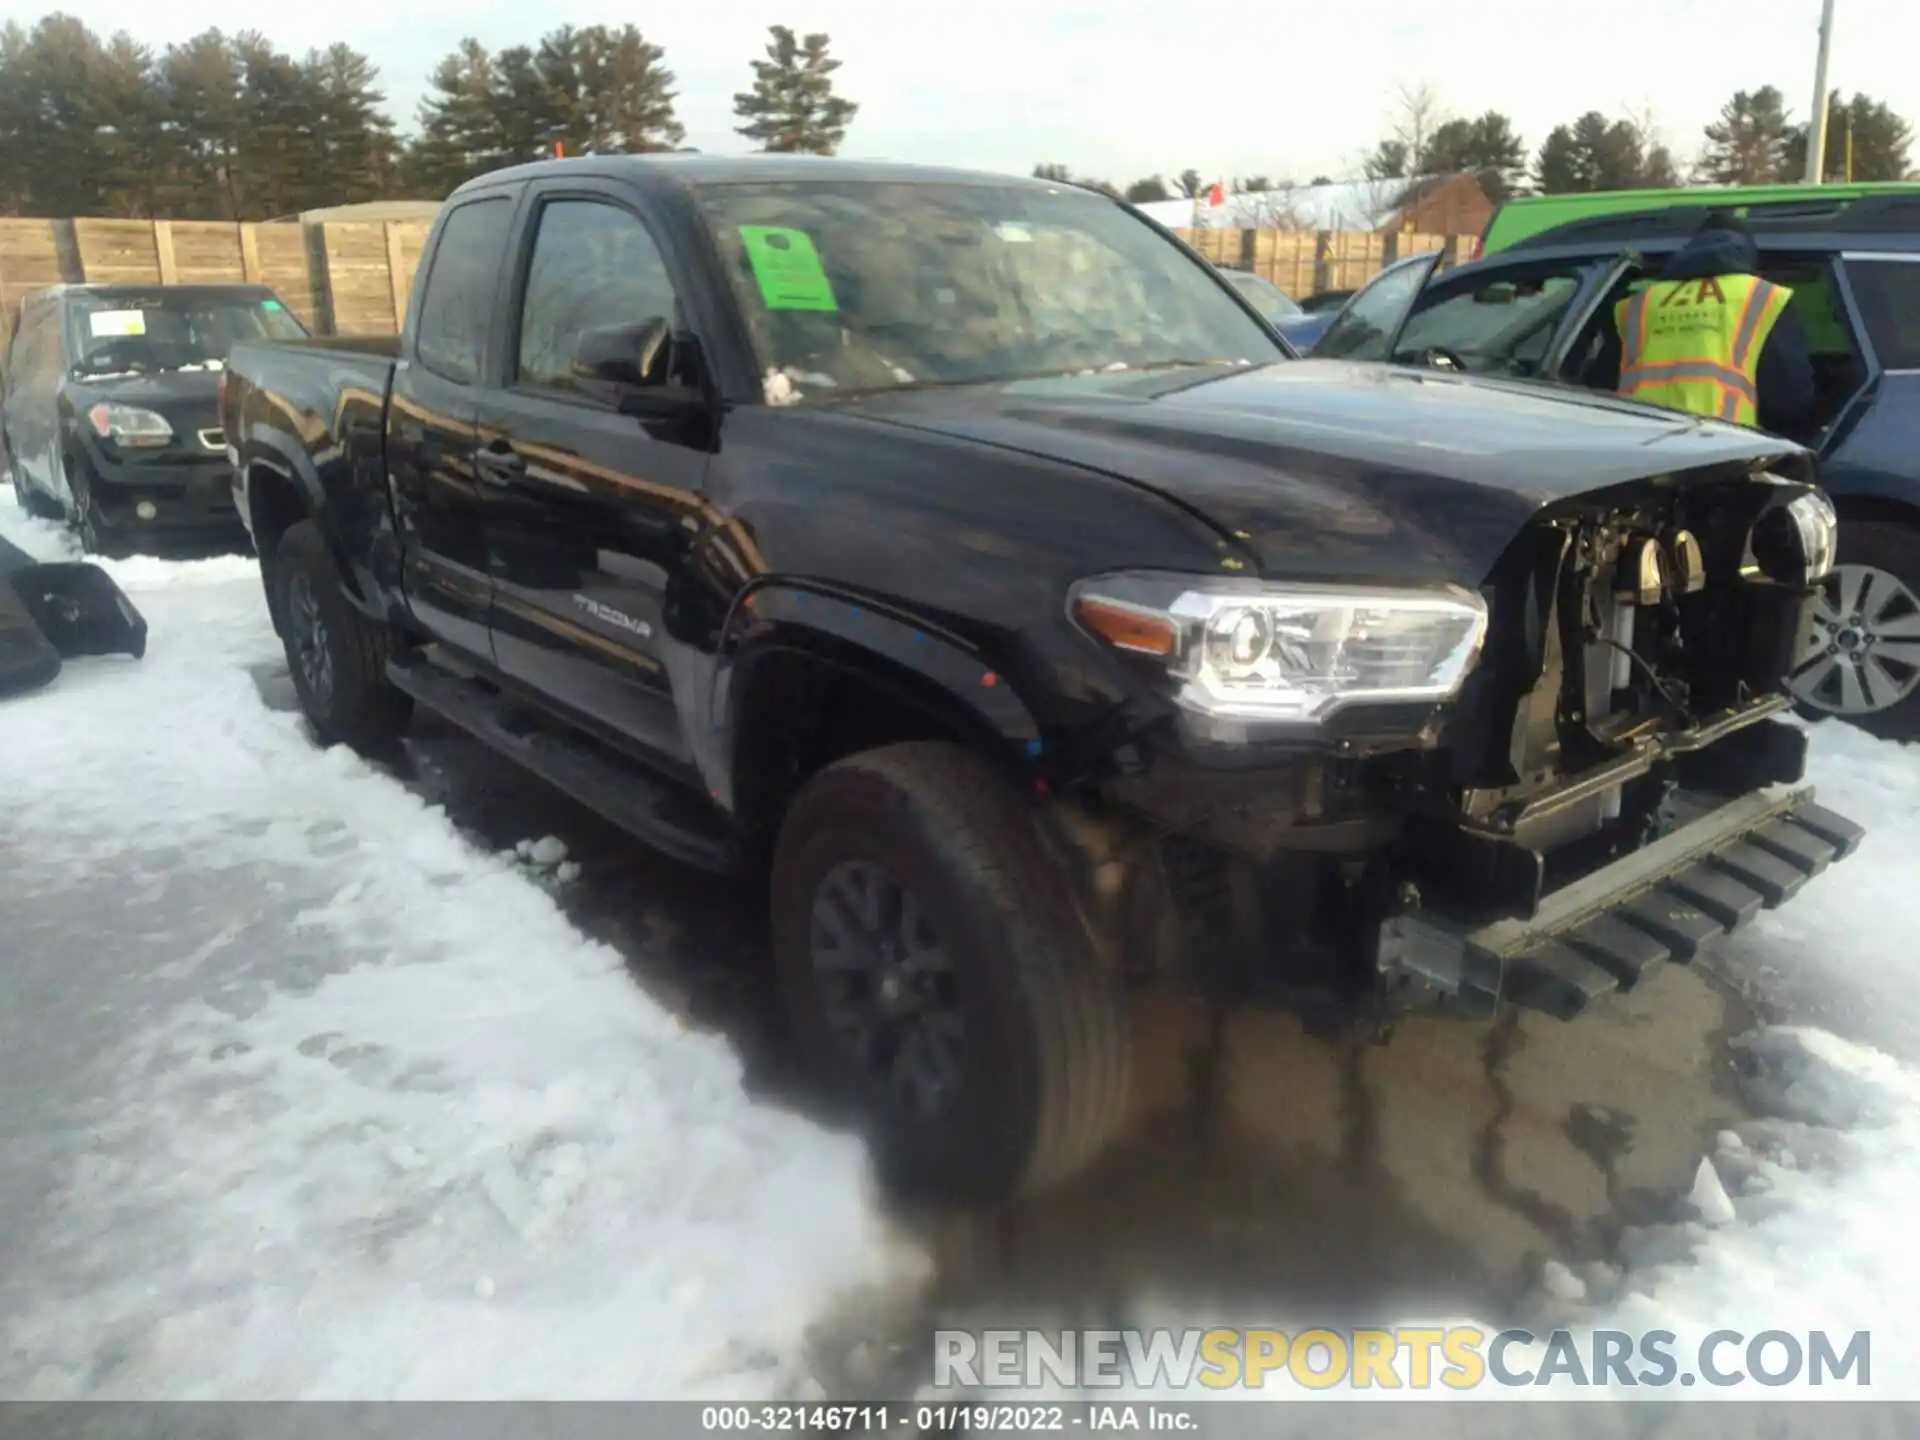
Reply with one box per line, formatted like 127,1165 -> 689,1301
87,310 -> 147,337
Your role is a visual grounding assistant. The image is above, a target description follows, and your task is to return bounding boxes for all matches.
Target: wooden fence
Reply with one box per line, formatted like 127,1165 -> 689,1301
0,214 -> 1484,351
0,217 -> 432,349
1174,227 -> 1479,297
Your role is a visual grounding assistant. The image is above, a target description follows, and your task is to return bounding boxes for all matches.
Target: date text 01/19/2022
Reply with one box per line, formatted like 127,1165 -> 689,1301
698,1405 -> 1201,1432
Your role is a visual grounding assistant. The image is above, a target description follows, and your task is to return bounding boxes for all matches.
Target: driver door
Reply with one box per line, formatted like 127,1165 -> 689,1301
474,182 -> 714,776
1395,254 -> 1632,381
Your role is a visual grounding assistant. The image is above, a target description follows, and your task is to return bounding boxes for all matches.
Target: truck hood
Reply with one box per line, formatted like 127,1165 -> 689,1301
835,360 -> 1806,587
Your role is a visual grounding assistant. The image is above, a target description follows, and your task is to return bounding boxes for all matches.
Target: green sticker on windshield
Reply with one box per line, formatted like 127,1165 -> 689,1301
739,226 -> 838,312
261,299 -> 284,312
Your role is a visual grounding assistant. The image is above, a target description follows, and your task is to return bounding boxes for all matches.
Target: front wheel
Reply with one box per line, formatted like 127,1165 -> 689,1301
67,470 -> 129,558
1788,518 -> 1920,741
272,519 -> 413,752
771,742 -> 1132,1204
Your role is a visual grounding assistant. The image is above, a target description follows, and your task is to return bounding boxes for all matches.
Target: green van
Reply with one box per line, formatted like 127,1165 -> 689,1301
1478,181 -> 1920,256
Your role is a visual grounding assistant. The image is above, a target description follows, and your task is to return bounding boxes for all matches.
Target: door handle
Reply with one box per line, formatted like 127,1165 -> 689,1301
474,442 -> 526,487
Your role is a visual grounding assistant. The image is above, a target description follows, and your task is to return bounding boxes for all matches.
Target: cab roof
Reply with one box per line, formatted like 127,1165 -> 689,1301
451,153 -> 1068,198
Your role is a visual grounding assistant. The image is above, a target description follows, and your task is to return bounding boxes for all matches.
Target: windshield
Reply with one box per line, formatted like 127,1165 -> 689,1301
1390,272 -> 1585,377
65,291 -> 308,378
695,180 -> 1287,397
1222,270 -> 1303,320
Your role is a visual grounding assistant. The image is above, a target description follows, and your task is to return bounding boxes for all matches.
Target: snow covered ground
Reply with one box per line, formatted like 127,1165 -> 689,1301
0,495 -> 927,1399
5,482 -> 1920,1412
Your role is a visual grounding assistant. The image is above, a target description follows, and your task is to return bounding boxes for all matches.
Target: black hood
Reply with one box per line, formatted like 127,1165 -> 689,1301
833,361 -> 1805,587
63,367 -> 224,441
65,367 -> 223,407
1661,226 -> 1761,282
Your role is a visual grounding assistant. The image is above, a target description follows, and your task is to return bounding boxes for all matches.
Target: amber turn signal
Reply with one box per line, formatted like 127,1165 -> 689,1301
1074,597 -> 1178,656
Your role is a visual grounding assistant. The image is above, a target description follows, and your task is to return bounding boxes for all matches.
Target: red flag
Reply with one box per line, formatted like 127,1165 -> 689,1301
554,140 -> 566,159
1207,180 -> 1226,208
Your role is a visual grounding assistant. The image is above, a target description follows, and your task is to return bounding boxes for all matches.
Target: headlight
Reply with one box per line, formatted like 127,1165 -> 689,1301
1071,572 -> 1488,727
86,403 -> 173,449
1748,488 -> 1837,587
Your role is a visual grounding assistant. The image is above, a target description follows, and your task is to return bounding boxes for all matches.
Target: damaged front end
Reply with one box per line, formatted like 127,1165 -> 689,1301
1056,464 -> 1864,1027
0,535 -> 148,699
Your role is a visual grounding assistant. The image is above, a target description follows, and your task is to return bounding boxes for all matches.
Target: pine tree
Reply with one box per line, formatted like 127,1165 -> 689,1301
1785,92 -> 1915,182
0,23 -> 25,214
409,40 -> 503,196
732,25 -> 857,155
305,44 -> 399,207
1699,87 -> 1795,185
89,33 -> 170,215
1423,111 -> 1527,199
1364,140 -> 1410,181
5,15 -> 138,216
1533,111 -> 1671,194
536,24 -> 683,155
160,31 -> 250,218
488,45 -> 556,165
235,32 -> 323,218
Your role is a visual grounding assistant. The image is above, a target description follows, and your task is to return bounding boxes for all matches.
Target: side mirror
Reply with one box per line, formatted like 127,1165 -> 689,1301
569,318 -> 708,418
571,318 -> 671,388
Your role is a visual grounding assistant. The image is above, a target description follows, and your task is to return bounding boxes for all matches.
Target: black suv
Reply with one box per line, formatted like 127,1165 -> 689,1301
1313,193 -> 1920,738
2,283 -> 308,555
221,157 -> 1860,1201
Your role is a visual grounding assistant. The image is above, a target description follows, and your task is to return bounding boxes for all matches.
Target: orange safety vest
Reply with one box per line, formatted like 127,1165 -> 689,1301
1613,273 -> 1795,427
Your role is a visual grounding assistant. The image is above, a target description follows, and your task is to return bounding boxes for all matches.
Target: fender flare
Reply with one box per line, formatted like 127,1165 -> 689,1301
237,426 -> 381,614
709,579 -> 1046,802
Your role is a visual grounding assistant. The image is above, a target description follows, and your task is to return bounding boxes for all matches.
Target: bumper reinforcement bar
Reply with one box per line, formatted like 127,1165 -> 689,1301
1378,783 -> 1863,1020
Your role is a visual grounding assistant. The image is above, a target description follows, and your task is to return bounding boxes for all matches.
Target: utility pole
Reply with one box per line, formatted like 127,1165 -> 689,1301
1805,0 -> 1837,182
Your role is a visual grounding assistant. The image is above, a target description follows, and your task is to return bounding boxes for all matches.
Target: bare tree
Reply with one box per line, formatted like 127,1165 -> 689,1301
1380,80 -> 1446,175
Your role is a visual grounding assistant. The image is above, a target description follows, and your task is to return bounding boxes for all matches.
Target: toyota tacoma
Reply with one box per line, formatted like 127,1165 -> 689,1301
220,156 -> 1863,1202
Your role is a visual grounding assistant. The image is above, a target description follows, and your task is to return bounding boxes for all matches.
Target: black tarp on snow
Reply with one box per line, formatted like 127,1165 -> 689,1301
0,535 -> 147,699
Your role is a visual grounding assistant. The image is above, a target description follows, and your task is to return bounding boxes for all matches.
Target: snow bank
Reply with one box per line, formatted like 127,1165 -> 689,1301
0,490 -> 926,1399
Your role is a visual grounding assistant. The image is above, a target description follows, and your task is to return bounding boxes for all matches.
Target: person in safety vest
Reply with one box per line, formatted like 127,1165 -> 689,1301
1600,212 -> 1815,440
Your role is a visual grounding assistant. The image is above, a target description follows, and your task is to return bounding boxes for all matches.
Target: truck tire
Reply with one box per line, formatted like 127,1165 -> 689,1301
771,741 -> 1132,1203
1790,517 -> 1920,742
273,519 -> 412,752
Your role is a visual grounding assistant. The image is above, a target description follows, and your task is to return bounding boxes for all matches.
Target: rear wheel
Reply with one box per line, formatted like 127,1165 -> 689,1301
273,519 -> 412,752
771,742 -> 1132,1204
1788,518 -> 1920,742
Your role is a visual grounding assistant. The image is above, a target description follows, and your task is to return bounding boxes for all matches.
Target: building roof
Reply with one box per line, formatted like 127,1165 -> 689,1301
291,200 -> 447,224
1134,176 -> 1440,231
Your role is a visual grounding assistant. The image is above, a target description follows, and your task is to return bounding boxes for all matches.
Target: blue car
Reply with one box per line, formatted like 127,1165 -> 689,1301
1214,268 -> 1339,351
1308,196 -> 1920,739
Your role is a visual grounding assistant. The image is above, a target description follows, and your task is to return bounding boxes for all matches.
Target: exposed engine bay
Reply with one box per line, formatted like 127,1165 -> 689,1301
1045,468 -> 1858,1029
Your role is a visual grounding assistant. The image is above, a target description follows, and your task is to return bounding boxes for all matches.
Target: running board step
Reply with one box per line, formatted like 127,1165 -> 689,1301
1379,786 -> 1864,1022
387,656 -> 735,874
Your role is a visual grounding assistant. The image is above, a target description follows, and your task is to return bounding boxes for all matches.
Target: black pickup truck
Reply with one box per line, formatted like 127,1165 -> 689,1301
222,155 -> 1862,1202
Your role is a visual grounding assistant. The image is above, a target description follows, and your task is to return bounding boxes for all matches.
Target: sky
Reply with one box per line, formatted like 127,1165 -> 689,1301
4,0 -> 1915,188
